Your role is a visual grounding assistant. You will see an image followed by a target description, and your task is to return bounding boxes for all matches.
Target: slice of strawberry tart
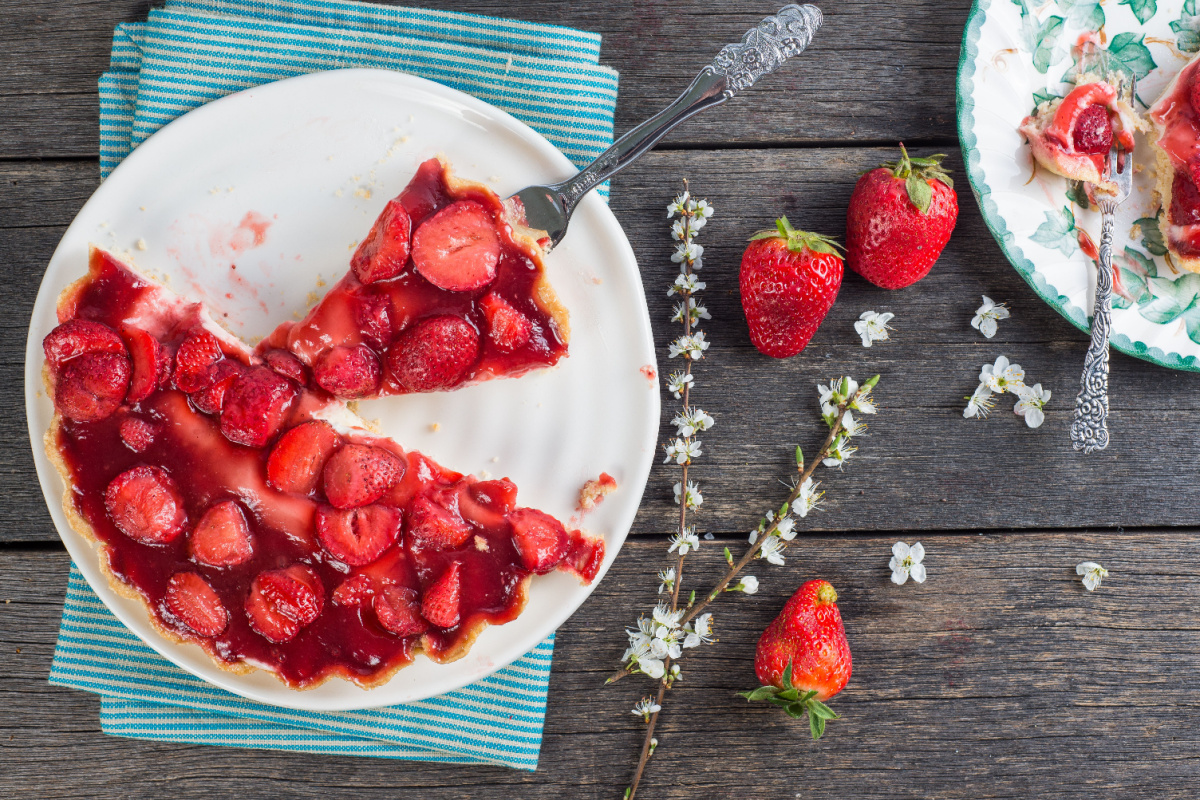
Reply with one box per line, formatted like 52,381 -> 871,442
1020,80 -> 1143,193
42,246 -> 603,690
1149,52 -> 1200,272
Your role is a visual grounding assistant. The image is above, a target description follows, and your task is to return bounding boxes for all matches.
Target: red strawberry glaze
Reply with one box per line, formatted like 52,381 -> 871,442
45,248 -> 603,688
1151,60 -> 1200,257
257,159 -> 568,396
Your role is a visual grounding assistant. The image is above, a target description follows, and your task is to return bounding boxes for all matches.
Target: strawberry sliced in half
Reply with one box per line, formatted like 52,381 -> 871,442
105,465 -> 187,544
386,315 -> 480,392
480,292 -> 532,352
313,344 -> 382,399
323,444 -> 405,509
246,565 -> 325,644
190,500 -> 254,567
332,573 -> 375,608
267,420 -> 342,496
55,351 -> 131,422
411,201 -> 501,291
352,198 -> 412,285
164,572 -> 228,638
119,325 -> 164,404
420,561 -> 461,628
509,508 -> 568,574
219,366 -> 296,448
43,319 -> 128,374
263,348 -> 309,384
374,584 -> 429,637
118,416 -> 157,452
316,503 -> 403,566
190,359 -> 242,415
406,495 -> 472,550
173,328 -> 225,393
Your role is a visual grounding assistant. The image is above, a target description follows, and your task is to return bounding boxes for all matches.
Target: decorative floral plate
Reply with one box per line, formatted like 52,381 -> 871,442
958,0 -> 1200,371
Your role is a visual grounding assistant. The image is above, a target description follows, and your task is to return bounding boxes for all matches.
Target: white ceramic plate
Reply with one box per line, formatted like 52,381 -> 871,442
959,0 -> 1200,371
24,69 -> 658,711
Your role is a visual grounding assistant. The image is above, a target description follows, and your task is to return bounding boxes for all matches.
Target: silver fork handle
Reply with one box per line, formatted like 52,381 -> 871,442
1070,204 -> 1114,453
551,4 -> 823,211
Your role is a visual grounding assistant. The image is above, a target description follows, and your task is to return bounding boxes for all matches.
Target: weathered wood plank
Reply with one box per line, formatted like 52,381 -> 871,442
3,151 -> 1200,542
0,0 -> 968,159
3,533 -> 1200,798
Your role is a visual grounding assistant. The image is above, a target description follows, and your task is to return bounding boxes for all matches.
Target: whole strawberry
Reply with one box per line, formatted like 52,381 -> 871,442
739,579 -> 852,739
739,218 -> 843,358
845,144 -> 958,290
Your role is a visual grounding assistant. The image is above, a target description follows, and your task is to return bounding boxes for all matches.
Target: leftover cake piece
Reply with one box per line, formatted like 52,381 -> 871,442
1149,51 -> 1200,272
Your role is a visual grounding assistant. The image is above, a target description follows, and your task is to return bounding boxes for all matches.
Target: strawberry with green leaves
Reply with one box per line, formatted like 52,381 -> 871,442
739,218 -> 843,358
739,578 -> 852,739
845,144 -> 958,290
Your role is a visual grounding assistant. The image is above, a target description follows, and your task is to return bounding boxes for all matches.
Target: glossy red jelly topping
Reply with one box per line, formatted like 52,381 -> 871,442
1071,104 -> 1113,154
258,158 -> 568,399
44,248 -> 602,688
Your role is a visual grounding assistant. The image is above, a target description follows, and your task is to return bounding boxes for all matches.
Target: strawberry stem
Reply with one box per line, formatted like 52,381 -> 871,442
749,216 -> 842,256
880,143 -> 954,215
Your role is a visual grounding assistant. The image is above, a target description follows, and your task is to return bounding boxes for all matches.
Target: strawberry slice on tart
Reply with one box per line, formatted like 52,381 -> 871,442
41,246 -> 605,690
1019,80 -> 1143,192
1149,51 -> 1200,272
258,157 -> 570,399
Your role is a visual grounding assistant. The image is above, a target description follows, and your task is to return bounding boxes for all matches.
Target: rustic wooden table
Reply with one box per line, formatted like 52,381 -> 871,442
4,1 -> 1200,798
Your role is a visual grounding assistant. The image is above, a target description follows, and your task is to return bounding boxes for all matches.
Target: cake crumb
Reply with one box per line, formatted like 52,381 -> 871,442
479,470 -> 492,479
306,291 -> 320,308
491,456 -> 499,463
354,187 -> 372,200
335,188 -> 344,197
135,238 -> 147,251
578,472 -> 618,512
315,277 -> 326,288
430,422 -> 441,432
592,276 -> 603,285
139,205 -> 146,211
474,536 -> 489,552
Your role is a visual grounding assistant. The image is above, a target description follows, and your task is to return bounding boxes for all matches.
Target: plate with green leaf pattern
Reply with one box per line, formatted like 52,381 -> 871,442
958,0 -> 1200,371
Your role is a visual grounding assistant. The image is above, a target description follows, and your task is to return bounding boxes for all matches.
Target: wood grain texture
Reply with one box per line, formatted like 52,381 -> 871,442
3,534 -> 1200,799
4,152 -> 1200,542
0,0 -> 966,159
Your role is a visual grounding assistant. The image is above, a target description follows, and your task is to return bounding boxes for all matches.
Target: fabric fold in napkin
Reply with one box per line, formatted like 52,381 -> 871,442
55,0 -> 619,770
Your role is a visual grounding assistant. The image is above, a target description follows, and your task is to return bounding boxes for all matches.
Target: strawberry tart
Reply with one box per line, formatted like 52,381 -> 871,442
40,159 -> 602,690
1020,80 -> 1143,193
1149,52 -> 1200,272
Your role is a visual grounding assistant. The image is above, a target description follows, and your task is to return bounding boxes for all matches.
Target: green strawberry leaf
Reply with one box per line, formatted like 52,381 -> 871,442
1173,0 -> 1200,53
809,709 -> 826,739
738,686 -> 780,701
807,698 -> 840,721
1108,32 -> 1157,80
776,688 -> 801,702
1120,0 -> 1157,24
1136,216 -> 1168,258
906,174 -> 933,214
1030,207 -> 1078,256
785,702 -> 808,720
781,660 -> 796,692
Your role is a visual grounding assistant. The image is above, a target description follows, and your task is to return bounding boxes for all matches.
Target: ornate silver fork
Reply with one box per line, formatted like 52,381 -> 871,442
503,4 -> 823,250
1070,72 -> 1135,454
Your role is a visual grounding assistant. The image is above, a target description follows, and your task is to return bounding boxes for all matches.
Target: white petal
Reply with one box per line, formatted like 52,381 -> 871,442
878,312 -> 895,324
910,542 -> 925,562
980,318 -> 998,338
981,295 -> 994,308
909,563 -> 927,583
1024,407 -> 1045,428
892,541 -> 910,559
888,556 -> 900,571
1076,561 -> 1100,575
1082,573 -> 1100,592
890,567 -> 909,585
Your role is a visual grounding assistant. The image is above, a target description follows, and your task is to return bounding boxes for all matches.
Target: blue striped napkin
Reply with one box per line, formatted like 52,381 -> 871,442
54,0 -> 620,769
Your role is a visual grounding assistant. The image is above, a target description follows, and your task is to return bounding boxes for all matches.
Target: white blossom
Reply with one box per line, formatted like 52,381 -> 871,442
692,199 -> 714,220
841,410 -> 866,438
652,602 -> 684,631
671,241 -> 704,265
1076,561 -> 1108,592
980,355 -> 1025,393
632,697 -> 662,721
963,384 -> 995,419
672,297 -> 711,325
734,575 -> 759,594
667,191 -> 690,218
668,331 -> 709,360
668,526 -> 701,553
791,478 -> 823,518
667,273 -> 706,296
971,295 -> 1010,339
657,567 -> 676,595
775,515 -> 797,541
682,613 -> 714,648
639,657 -> 665,679
854,310 -> 894,347
823,435 -> 856,468
758,535 -> 786,566
890,541 -> 927,585
664,370 -> 693,399
663,438 -> 702,464
1013,383 -> 1051,429
671,218 -> 689,241
672,408 -> 714,437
